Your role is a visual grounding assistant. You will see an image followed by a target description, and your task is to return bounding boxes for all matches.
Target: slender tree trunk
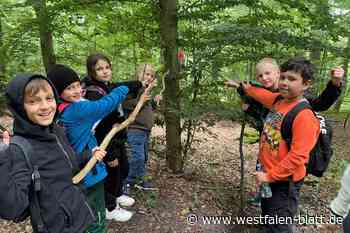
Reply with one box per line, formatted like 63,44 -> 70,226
33,0 -> 56,73
159,0 -> 183,173
310,48 -> 321,95
334,37 -> 350,112
0,16 -> 5,84
318,50 -> 328,91
239,116 -> 246,212
133,40 -> 137,73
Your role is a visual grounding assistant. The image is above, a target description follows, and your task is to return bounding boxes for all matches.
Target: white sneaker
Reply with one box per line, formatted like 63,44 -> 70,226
116,195 -> 135,207
106,207 -> 133,222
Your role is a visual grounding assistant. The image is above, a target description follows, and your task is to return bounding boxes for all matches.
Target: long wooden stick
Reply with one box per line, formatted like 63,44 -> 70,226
159,70 -> 169,97
72,88 -> 150,184
238,114 -> 246,213
344,112 -> 350,130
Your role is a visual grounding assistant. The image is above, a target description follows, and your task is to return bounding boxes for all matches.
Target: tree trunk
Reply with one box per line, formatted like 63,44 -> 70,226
310,48 -> 321,95
334,37 -> 350,112
159,0 -> 183,173
0,15 -> 5,84
33,0 -> 56,73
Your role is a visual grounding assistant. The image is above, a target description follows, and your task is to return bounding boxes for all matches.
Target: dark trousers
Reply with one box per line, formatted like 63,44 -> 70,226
260,180 -> 303,233
344,211 -> 350,233
104,145 -> 129,211
86,182 -> 106,233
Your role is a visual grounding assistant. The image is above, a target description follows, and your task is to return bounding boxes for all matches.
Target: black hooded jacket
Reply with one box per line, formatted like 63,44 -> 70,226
0,74 -> 95,233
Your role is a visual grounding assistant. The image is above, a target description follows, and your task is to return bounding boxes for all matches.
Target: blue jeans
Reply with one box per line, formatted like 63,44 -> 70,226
125,130 -> 150,184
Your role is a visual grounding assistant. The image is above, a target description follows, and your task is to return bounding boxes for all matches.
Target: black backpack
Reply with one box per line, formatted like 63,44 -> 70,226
280,100 -> 333,177
10,136 -> 45,232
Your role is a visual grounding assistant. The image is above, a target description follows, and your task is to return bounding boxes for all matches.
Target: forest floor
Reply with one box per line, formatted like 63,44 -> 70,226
0,116 -> 349,233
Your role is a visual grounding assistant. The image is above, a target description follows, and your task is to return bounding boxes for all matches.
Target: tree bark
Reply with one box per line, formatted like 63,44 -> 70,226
334,37 -> 350,112
310,48 -> 321,95
0,16 -> 5,84
33,0 -> 56,73
159,0 -> 183,173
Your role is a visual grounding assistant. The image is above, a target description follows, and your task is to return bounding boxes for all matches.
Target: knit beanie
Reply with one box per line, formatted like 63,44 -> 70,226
47,64 -> 80,96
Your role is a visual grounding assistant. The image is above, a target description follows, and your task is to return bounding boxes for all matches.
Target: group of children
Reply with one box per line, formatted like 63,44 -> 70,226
0,53 -> 160,233
0,53 -> 348,233
225,57 -> 346,233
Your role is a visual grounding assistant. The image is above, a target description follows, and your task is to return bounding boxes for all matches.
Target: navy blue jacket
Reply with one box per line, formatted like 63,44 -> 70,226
0,74 -> 94,233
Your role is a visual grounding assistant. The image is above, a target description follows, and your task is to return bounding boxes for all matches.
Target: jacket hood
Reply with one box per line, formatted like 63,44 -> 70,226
5,73 -> 59,140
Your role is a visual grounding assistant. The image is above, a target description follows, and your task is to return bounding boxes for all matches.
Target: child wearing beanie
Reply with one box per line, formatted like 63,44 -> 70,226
48,64 -> 139,232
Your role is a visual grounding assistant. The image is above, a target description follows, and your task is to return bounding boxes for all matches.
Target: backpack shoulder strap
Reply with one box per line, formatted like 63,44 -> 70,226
281,100 -> 311,150
58,102 -> 71,114
84,84 -> 107,96
10,136 -> 45,232
11,136 -> 34,171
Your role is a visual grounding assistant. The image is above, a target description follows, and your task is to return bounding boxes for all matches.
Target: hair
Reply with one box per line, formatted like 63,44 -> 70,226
256,57 -> 279,72
86,53 -> 112,78
24,77 -> 53,99
0,109 -> 12,118
280,57 -> 314,82
135,64 -> 155,81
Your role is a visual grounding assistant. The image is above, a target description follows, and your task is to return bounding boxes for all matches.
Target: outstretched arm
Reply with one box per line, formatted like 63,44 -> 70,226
111,81 -> 143,97
72,86 -> 152,184
307,67 -> 344,112
66,86 -> 129,124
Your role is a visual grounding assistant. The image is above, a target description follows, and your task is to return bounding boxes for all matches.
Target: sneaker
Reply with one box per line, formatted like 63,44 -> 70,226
134,181 -> 158,191
106,207 -> 133,222
117,195 -> 135,207
329,207 -> 344,219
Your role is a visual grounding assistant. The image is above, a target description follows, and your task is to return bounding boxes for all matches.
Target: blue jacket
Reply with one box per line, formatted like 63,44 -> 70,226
58,86 -> 129,188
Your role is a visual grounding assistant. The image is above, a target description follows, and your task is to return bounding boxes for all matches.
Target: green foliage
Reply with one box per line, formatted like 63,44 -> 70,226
328,159 -> 349,179
243,127 -> 259,144
0,0 -> 349,126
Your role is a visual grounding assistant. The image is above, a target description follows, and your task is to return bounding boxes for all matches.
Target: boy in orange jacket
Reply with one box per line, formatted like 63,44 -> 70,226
227,57 -> 320,233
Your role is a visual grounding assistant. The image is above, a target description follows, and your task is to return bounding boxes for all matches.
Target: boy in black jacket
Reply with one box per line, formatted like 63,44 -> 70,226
0,74 -> 106,233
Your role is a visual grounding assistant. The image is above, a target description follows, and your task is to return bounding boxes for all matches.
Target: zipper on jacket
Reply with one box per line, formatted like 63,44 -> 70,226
74,186 -> 96,221
85,201 -> 96,221
54,135 -> 73,169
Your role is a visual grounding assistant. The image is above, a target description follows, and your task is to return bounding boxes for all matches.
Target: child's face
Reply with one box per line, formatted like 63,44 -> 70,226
24,84 -> 56,126
139,67 -> 155,86
256,63 -> 280,89
94,59 -> 112,82
278,71 -> 310,101
61,81 -> 82,102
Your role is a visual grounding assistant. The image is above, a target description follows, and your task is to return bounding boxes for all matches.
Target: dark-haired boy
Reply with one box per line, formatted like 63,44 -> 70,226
238,57 -> 320,233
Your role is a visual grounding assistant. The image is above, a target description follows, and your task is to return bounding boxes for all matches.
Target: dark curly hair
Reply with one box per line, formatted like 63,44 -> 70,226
280,57 -> 314,82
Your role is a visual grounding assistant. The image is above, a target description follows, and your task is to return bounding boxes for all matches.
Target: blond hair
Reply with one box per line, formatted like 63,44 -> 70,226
256,58 -> 279,72
135,64 -> 155,81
